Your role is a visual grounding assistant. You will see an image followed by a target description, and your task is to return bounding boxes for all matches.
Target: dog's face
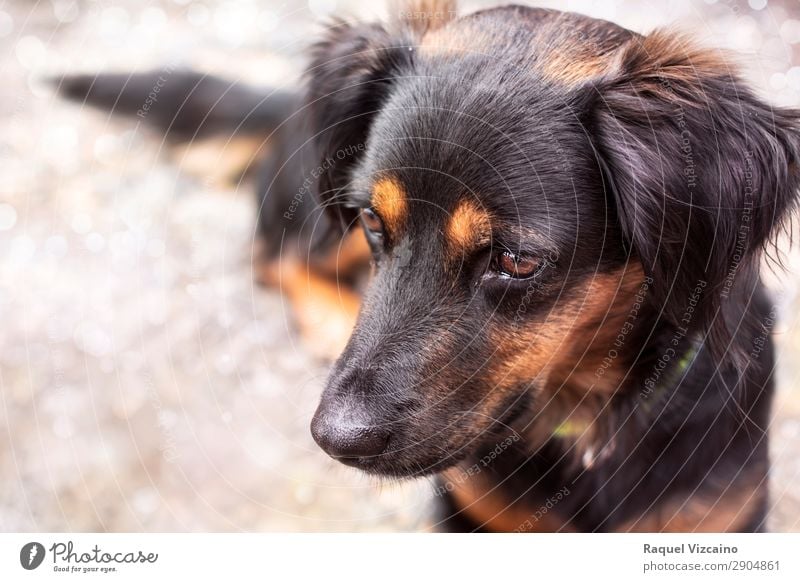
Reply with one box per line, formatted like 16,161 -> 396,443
308,3 -> 800,476
312,70 -> 630,476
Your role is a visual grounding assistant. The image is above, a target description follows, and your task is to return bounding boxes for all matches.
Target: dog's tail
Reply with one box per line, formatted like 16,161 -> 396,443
54,69 -> 297,140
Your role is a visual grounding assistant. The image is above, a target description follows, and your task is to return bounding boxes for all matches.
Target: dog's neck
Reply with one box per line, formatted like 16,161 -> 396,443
524,266 -> 703,467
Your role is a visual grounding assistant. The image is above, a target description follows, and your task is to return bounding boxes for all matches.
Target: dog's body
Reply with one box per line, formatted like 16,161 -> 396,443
59,1 -> 800,531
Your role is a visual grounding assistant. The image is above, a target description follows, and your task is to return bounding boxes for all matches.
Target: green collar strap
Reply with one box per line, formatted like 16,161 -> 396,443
641,338 -> 701,412
551,339 -> 702,439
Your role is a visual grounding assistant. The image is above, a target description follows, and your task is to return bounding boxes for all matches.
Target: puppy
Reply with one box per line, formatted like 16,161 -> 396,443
59,0 -> 800,531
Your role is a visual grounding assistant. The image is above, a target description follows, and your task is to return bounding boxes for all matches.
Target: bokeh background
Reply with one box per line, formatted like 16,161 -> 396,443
1,0 -> 800,532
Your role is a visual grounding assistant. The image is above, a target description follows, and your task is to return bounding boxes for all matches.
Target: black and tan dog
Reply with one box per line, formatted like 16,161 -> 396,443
59,0 -> 800,531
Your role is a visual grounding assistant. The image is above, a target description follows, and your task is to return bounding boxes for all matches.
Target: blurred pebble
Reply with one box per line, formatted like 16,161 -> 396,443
45,235 -> 69,258
73,321 -> 113,357
259,10 -> 279,32
215,353 -> 236,375
140,7 -> 168,30
85,232 -> 106,253
71,213 -> 92,235
146,238 -> 166,258
15,35 -> 45,69
133,488 -> 160,515
53,415 -> 75,439
0,11 -> 13,37
53,0 -> 79,23
187,3 -> 210,27
9,234 -> 36,263
0,202 -> 17,231
308,0 -> 337,18
294,484 -> 315,505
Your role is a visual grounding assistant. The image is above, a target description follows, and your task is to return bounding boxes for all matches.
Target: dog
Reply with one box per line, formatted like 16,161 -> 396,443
57,0 -> 800,532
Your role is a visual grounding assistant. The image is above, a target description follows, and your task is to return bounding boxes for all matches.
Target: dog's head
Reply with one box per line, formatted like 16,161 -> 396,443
306,2 -> 800,477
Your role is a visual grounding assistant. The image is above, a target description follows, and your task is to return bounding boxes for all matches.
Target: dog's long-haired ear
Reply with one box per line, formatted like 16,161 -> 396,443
305,20 -> 410,234
592,30 -> 800,366
305,2 -> 456,236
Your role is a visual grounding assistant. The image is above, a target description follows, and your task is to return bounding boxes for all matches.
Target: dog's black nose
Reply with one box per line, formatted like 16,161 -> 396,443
310,409 -> 390,465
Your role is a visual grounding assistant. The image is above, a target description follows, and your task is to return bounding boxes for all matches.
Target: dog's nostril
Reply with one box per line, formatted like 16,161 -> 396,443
331,427 -> 389,459
310,412 -> 390,463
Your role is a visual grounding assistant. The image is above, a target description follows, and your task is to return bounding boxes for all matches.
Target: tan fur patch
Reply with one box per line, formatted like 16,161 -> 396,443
445,200 -> 492,256
531,13 -> 634,86
539,52 -> 618,87
618,482 -> 765,533
493,263 -> 646,391
393,0 -> 457,35
309,227 -> 371,280
253,230 -> 369,361
621,29 -> 732,86
444,471 -> 572,532
372,177 -> 408,236
173,135 -> 267,184
546,263 -> 648,394
270,257 -> 361,361
419,19 -> 495,59
421,8 -> 634,82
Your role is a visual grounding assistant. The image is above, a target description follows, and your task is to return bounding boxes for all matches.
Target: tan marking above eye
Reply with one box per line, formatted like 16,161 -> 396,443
371,178 -> 408,235
445,200 -> 492,253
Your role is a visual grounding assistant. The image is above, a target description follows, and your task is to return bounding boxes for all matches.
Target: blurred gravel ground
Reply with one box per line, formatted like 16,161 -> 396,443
1,0 -> 799,532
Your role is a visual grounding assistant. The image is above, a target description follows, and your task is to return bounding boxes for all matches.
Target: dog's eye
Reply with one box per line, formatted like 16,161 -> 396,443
494,251 -> 542,279
360,208 -> 384,237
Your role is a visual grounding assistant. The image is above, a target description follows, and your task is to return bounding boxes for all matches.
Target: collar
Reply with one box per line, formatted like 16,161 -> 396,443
551,339 -> 702,439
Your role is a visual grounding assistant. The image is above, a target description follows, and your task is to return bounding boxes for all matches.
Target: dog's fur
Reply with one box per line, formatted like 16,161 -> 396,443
58,0 -> 800,531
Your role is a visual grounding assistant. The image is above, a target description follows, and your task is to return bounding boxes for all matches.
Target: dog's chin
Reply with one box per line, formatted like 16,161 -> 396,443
337,449 -> 466,479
